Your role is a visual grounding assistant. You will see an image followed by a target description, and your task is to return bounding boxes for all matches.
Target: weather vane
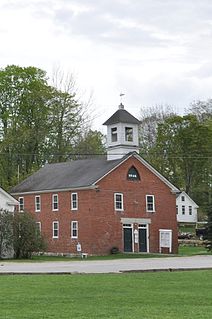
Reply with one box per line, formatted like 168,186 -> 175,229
120,93 -> 125,104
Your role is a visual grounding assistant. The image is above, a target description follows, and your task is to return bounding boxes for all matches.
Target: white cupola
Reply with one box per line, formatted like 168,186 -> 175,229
103,103 -> 140,160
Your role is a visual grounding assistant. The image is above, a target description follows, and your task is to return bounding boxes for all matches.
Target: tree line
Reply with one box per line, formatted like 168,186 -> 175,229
0,65 -> 106,189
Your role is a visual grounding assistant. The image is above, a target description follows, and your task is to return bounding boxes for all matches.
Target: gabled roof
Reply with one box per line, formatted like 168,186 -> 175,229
0,187 -> 19,206
103,106 -> 140,125
10,157 -> 124,194
10,153 -> 180,195
176,191 -> 199,208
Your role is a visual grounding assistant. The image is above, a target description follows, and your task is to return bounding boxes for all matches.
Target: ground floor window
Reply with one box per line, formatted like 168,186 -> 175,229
71,221 -> 78,239
53,221 -> 59,238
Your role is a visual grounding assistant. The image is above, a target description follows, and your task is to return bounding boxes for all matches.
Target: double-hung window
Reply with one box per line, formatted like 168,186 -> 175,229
146,195 -> 155,212
53,221 -> 59,238
71,221 -> 78,238
182,205 -> 185,215
125,127 -> 133,142
114,193 -> 124,211
189,206 -> 192,215
71,193 -> 78,211
35,195 -> 41,212
52,194 -> 59,211
36,222 -> 41,234
111,127 -> 117,142
19,197 -> 24,212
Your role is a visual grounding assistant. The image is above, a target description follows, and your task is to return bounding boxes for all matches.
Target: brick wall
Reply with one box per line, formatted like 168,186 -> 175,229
16,156 -> 178,255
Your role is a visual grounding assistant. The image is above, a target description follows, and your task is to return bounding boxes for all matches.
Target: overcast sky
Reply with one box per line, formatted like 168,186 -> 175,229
1,0 -> 212,130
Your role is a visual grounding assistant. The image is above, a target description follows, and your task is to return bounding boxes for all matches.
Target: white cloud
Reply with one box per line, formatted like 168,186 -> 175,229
0,0 -> 212,130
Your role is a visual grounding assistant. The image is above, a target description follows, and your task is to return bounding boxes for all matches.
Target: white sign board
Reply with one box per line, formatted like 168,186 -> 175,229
159,229 -> 172,253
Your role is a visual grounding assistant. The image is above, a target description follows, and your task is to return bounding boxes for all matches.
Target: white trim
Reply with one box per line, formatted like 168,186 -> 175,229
35,195 -> 41,212
52,221 -> 59,238
177,191 -> 199,208
114,193 -> 124,211
159,229 -> 172,253
0,187 -> 19,205
71,221 -> 78,239
121,218 -> 151,224
52,194 -> 59,211
18,197 -> 24,212
71,192 -> 78,211
146,195 -> 155,213
11,185 -> 97,196
36,221 -> 41,233
138,223 -> 149,253
94,153 -> 180,194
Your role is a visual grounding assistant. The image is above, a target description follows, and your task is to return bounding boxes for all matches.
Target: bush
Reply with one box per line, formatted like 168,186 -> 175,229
13,212 -> 46,259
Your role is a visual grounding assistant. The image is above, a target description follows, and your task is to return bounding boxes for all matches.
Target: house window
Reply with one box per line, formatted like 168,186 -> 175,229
182,205 -> 185,215
53,221 -> 59,238
114,193 -> 124,211
127,166 -> 140,181
52,194 -> 59,211
125,127 -> 133,142
111,127 -> 117,142
19,197 -> 24,212
189,206 -> 192,215
176,205 -> 178,214
71,221 -> 78,238
146,195 -> 155,212
181,196 -> 185,201
35,195 -> 41,212
71,193 -> 78,210
36,222 -> 41,234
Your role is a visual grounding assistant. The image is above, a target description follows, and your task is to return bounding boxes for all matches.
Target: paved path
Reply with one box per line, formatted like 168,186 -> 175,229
0,255 -> 212,274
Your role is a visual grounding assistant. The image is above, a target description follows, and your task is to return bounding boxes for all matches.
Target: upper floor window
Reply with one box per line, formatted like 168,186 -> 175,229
111,127 -> 117,142
19,197 -> 24,212
125,127 -> 133,142
189,206 -> 192,215
181,196 -> 185,201
52,194 -> 59,211
127,166 -> 140,181
71,221 -> 78,239
53,221 -> 59,238
71,193 -> 78,210
182,205 -> 185,215
35,195 -> 41,212
114,193 -> 124,211
146,195 -> 155,212
176,205 -> 178,214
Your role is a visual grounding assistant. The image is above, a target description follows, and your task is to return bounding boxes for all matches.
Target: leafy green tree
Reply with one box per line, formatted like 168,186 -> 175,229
13,211 -> 46,259
153,115 -> 212,195
73,130 -> 106,159
0,65 -> 51,187
0,210 -> 13,258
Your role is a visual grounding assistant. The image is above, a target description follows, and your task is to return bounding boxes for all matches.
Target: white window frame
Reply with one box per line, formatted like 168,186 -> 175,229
146,195 -> 155,212
114,193 -> 124,211
71,193 -> 78,211
19,197 -> 24,212
176,205 -> 178,214
53,221 -> 59,238
182,205 -> 185,215
125,127 -> 133,142
71,221 -> 78,239
189,206 -> 192,215
111,127 -> 117,142
181,196 -> 185,201
52,194 -> 59,211
35,195 -> 41,212
36,222 -> 41,234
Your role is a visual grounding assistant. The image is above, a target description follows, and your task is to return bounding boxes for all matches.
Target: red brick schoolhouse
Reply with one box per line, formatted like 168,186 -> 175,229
11,104 -> 179,255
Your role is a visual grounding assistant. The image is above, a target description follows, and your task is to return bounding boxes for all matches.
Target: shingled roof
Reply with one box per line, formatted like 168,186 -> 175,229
10,157 -> 124,194
103,106 -> 140,125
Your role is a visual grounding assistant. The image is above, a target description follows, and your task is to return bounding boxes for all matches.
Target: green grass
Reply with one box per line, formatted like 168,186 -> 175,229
2,245 -> 211,263
0,271 -> 211,318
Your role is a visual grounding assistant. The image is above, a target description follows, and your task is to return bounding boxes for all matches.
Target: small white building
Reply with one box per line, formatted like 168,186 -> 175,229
0,187 -> 18,212
176,191 -> 199,224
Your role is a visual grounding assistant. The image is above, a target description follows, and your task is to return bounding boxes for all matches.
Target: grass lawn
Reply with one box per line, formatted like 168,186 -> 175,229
0,271 -> 211,319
